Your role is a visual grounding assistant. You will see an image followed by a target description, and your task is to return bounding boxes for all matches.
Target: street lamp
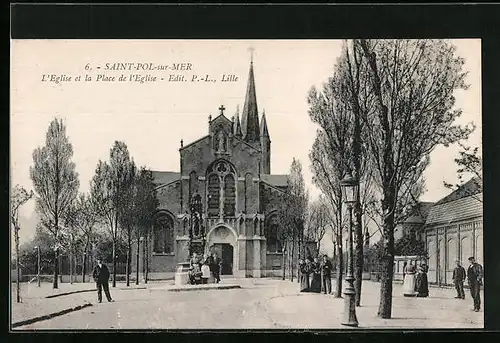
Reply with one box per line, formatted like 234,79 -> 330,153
136,236 -> 144,285
34,246 -> 41,287
340,172 -> 359,327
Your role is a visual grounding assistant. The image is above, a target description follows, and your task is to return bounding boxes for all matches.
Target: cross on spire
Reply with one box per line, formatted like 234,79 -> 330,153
248,46 -> 255,63
219,104 -> 226,115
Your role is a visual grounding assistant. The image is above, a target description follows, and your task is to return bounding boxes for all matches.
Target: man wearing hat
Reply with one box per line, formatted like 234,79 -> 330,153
92,258 -> 113,303
467,256 -> 483,312
452,260 -> 466,299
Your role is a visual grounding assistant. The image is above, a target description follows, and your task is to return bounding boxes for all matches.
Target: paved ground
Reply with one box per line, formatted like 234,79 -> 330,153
11,278 -> 483,330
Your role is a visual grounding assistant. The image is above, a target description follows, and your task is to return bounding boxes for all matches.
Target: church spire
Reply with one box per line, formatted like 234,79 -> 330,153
234,105 -> 242,138
241,56 -> 260,142
260,110 -> 269,137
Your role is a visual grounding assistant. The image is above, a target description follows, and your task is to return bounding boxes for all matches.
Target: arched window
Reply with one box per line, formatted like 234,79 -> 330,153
207,174 -> 220,216
224,174 -> 236,216
460,236 -> 471,265
206,160 -> 237,218
153,213 -> 174,254
266,214 -> 282,253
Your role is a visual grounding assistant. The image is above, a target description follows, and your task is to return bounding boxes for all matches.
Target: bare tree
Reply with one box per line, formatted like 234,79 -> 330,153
30,118 -> 80,289
356,39 -> 473,318
307,196 -> 329,255
90,141 -> 136,287
278,158 -> 308,282
11,185 -> 34,302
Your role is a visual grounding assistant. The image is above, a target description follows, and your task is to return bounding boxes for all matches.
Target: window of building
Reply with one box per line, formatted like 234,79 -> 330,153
153,214 -> 174,254
224,174 -> 236,216
266,214 -> 282,253
207,174 -> 220,216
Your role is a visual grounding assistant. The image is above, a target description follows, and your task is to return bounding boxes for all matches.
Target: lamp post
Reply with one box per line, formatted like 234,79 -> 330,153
136,236 -> 144,285
340,172 -> 359,327
34,246 -> 41,287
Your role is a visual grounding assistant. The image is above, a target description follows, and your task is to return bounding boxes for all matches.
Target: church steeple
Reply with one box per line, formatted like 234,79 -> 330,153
234,105 -> 242,138
260,110 -> 269,138
241,58 -> 260,143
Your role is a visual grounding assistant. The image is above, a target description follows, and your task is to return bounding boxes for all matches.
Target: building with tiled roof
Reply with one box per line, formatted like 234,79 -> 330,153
424,178 -> 483,285
133,59 -> 288,279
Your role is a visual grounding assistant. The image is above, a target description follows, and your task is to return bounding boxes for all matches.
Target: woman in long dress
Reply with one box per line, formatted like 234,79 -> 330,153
310,257 -> 322,293
299,259 -> 310,292
403,261 -> 417,297
415,266 -> 429,297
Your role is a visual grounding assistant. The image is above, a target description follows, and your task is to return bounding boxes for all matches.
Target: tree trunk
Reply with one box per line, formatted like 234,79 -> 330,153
126,228 -> 131,287
335,243 -> 343,298
82,238 -> 89,283
53,248 -> 59,289
354,197 -> 364,306
145,233 -> 149,284
377,185 -> 396,318
112,238 -> 117,287
282,245 -> 286,281
290,239 -> 295,282
15,226 -> 21,303
69,245 -> 73,284
135,234 -> 140,285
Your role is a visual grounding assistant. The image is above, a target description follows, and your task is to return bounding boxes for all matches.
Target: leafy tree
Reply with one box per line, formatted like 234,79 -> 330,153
131,167 -> 159,285
11,184 -> 34,301
65,194 -> 99,282
444,142 -> 482,202
394,232 -> 427,257
355,39 -> 473,318
30,118 -> 79,289
277,158 -> 308,282
90,141 -> 136,287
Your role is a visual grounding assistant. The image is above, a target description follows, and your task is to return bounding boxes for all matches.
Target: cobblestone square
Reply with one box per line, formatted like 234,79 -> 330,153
11,278 -> 483,330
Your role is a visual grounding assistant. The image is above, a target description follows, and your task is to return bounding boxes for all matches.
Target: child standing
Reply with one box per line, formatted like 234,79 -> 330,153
201,261 -> 211,284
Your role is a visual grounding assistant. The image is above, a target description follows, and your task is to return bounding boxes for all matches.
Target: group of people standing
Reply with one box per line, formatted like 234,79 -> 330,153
299,255 -> 333,294
188,252 -> 222,285
453,256 -> 483,312
402,260 -> 429,297
403,257 -> 483,312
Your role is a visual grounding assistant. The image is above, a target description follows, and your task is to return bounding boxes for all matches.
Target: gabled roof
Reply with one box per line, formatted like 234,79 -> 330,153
436,177 -> 482,205
261,174 -> 288,188
152,171 -> 180,186
180,135 -> 210,151
425,193 -> 482,226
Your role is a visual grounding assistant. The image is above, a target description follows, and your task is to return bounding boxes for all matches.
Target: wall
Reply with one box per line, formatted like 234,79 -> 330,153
425,217 -> 482,285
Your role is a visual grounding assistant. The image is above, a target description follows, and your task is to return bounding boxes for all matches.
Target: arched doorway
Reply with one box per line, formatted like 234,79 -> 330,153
206,225 -> 237,276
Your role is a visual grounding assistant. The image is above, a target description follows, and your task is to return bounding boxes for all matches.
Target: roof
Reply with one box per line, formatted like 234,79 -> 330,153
425,192 -> 482,226
436,177 -> 482,205
151,171 -> 180,185
261,174 -> 288,188
404,201 -> 435,224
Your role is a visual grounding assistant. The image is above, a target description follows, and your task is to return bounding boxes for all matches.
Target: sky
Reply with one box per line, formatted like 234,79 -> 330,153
10,39 -> 481,247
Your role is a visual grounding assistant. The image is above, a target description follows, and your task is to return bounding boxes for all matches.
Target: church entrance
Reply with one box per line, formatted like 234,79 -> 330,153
211,243 -> 233,275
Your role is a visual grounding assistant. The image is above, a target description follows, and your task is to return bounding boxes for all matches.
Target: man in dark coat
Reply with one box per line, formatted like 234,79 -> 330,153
92,259 -> 113,303
211,252 -> 222,283
467,256 -> 483,312
320,255 -> 333,295
452,260 -> 466,299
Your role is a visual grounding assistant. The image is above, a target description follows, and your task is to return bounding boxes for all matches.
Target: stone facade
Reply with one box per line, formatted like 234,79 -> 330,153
394,178 -> 483,286
133,61 -> 288,278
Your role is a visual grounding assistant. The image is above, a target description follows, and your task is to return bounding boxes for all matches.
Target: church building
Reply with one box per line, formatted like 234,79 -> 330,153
138,60 -> 288,279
